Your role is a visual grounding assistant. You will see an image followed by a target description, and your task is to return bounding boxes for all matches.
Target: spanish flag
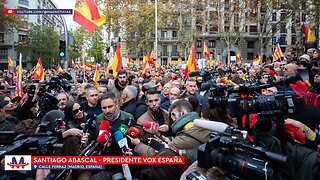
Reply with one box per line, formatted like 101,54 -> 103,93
184,42 -> 197,79
253,54 -> 261,64
141,54 -> 150,77
303,23 -> 317,43
127,56 -> 134,66
203,41 -> 210,58
273,44 -> 284,62
148,50 -> 156,66
73,0 -> 106,32
57,64 -> 64,73
8,56 -> 14,68
112,43 -> 123,77
33,58 -> 44,80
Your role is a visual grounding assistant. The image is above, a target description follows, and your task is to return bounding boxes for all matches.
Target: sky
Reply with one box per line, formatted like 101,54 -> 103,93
52,0 -> 80,29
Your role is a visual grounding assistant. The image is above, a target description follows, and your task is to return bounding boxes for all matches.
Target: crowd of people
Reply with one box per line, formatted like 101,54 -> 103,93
0,48 -> 320,180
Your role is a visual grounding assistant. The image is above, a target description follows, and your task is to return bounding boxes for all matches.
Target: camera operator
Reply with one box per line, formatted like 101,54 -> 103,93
129,99 -> 211,164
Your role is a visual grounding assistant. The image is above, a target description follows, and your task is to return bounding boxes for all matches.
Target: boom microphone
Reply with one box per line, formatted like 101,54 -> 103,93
193,119 -> 228,133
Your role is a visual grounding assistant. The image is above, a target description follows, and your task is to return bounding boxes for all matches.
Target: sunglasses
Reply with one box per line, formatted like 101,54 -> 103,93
73,106 -> 83,115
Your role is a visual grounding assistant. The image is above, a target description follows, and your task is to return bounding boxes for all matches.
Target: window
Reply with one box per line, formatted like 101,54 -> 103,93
162,44 -> 168,56
18,34 -> 27,42
247,41 -> 254,49
0,48 -> 8,59
0,33 -> 4,42
196,40 -> 202,48
247,53 -> 254,60
249,26 -> 257,32
172,45 -> 178,56
291,36 -> 296,44
196,52 -> 201,59
161,31 -> 167,38
280,37 -> 286,45
172,31 -> 178,39
280,24 -> 286,33
209,40 -> 215,48
272,13 -> 277,21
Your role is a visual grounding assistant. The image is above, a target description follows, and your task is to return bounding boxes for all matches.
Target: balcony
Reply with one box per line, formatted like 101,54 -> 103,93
159,37 -> 179,41
171,52 -> 179,57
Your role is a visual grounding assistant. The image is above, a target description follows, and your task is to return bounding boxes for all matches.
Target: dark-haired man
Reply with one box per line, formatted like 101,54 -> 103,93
136,89 -> 171,142
109,69 -> 133,98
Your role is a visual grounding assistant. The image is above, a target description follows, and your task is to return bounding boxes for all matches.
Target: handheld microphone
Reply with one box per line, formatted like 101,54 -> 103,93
193,119 -> 228,133
114,131 -> 129,152
143,121 -> 159,132
128,127 -> 140,138
99,120 -> 110,135
80,113 -> 97,149
119,124 -> 129,135
84,131 -> 110,156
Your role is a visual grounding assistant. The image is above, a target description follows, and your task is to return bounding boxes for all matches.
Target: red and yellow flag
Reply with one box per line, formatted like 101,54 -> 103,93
57,64 -> 64,73
93,64 -> 100,86
73,0 -> 106,32
236,53 -> 241,64
33,58 -> 44,80
8,56 -> 14,68
127,56 -> 134,67
148,50 -> 155,66
141,54 -> 150,77
184,42 -> 197,79
253,54 -> 261,64
85,64 -> 92,71
273,44 -> 284,62
112,43 -> 123,77
303,23 -> 317,43
203,41 -> 210,58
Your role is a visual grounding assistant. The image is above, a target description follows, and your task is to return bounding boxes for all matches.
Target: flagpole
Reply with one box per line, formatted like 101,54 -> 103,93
155,0 -> 158,65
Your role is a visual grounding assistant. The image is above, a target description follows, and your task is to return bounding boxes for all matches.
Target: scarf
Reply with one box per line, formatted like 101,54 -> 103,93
171,112 -> 199,134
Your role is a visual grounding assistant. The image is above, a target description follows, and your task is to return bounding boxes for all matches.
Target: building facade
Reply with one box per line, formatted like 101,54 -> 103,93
0,0 -> 63,69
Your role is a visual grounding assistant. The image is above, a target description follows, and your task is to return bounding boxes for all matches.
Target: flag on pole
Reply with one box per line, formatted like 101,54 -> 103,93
203,41 -> 210,58
84,64 -> 92,71
93,64 -> 100,86
57,64 -> 64,73
33,58 -> 44,80
127,56 -> 134,67
15,53 -> 23,99
303,23 -> 317,43
253,54 -> 261,64
8,56 -> 14,68
184,42 -> 197,79
273,44 -> 284,62
141,54 -> 150,77
148,50 -> 156,66
156,63 -> 161,72
112,43 -> 123,77
236,53 -> 241,64
73,0 -> 106,32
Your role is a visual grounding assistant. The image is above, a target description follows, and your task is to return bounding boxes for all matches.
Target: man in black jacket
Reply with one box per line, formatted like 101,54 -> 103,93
120,85 -> 138,117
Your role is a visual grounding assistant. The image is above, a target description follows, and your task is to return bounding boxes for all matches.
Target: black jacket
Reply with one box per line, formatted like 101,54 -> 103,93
121,98 -> 137,117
